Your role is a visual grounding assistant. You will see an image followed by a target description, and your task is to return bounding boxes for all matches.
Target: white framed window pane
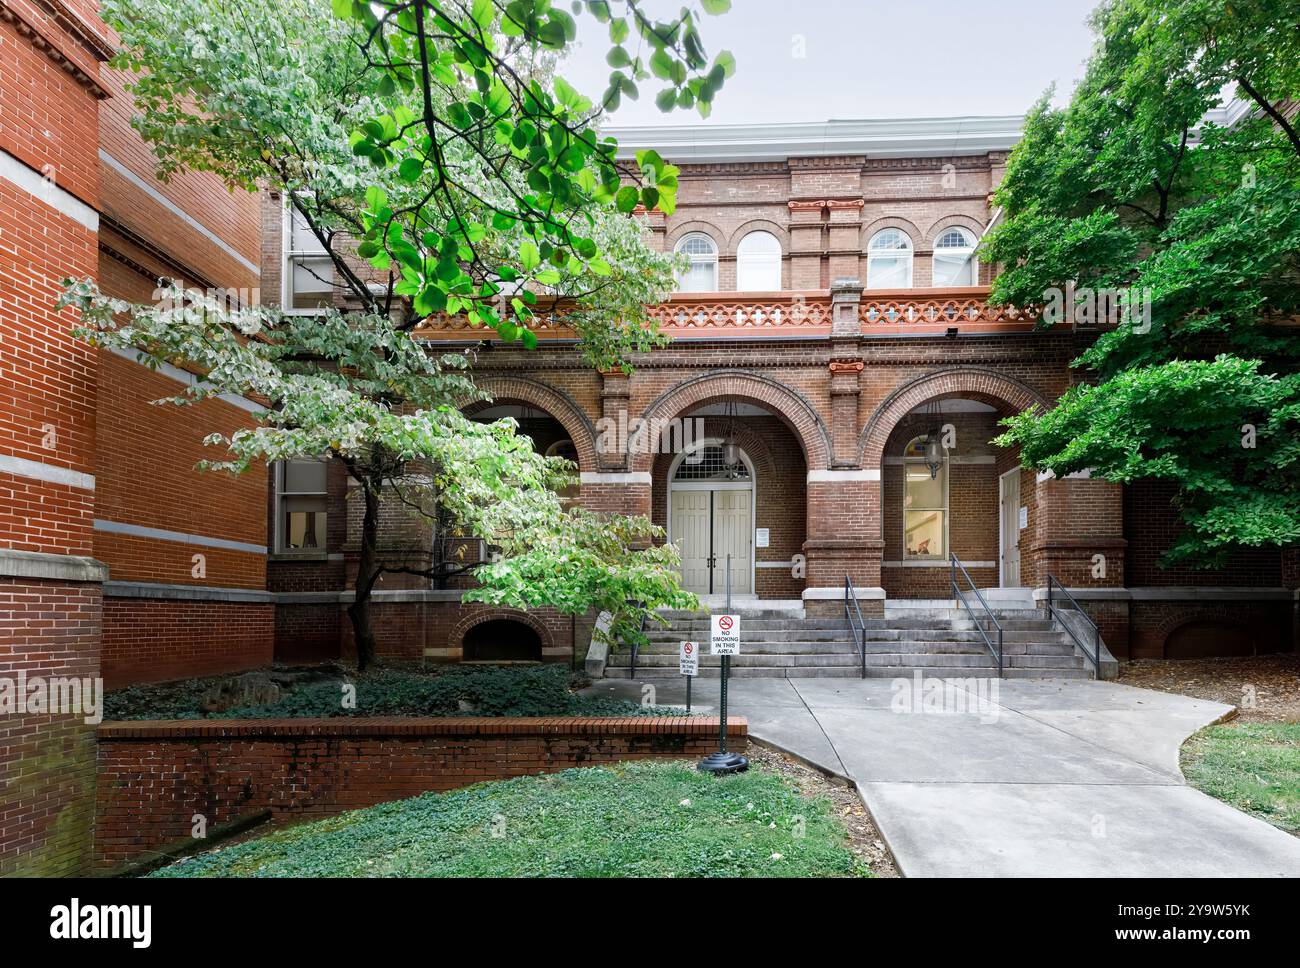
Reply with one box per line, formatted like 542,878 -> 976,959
736,257 -> 780,291
283,502 -> 327,550
933,251 -> 976,286
289,209 -> 326,254
680,260 -> 717,292
869,254 -> 912,288
736,231 -> 781,291
290,257 -> 334,308
283,459 -> 327,494
904,510 -> 945,558
904,465 -> 945,509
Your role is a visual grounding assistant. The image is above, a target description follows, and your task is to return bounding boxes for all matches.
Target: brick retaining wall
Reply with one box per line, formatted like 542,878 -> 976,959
94,716 -> 747,870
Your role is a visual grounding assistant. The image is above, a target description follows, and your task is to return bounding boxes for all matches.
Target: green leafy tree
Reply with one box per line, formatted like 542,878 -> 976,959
982,0 -> 1300,566
73,0 -> 736,666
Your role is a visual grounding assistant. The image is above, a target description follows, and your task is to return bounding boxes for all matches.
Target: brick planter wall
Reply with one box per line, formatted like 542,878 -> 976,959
94,716 -> 747,870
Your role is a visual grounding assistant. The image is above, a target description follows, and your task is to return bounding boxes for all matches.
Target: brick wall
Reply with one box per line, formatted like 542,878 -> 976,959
94,715 -> 747,869
0,0 -> 107,877
101,596 -> 274,688
0,578 -> 101,876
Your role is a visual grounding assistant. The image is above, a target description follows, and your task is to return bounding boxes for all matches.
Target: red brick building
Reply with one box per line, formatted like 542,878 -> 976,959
0,12 -> 1291,875
1,0 -> 267,875
266,119 -> 1291,668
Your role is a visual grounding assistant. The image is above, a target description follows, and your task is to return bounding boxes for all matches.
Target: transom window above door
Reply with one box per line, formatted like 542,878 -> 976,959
674,233 -> 719,292
673,444 -> 752,482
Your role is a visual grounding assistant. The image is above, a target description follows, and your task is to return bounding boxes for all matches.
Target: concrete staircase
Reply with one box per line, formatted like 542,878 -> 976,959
604,601 -> 1096,680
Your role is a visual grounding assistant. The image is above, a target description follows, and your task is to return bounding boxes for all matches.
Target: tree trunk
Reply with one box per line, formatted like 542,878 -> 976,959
347,481 -> 381,672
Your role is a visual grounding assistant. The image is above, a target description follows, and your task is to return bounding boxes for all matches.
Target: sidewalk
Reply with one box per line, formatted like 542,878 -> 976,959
584,676 -> 1300,877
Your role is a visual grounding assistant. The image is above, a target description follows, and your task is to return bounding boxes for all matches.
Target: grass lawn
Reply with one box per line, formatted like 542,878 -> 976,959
151,760 -> 870,878
1182,722 -> 1300,836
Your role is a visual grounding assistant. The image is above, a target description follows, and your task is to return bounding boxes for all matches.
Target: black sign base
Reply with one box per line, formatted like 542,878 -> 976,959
697,750 -> 749,774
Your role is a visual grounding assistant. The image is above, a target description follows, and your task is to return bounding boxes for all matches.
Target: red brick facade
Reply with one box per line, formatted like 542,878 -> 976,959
93,715 -> 747,869
2,29 -> 1293,877
1,0 -> 268,874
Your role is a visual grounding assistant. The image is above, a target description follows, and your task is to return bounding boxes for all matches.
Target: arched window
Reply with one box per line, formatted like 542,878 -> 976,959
675,233 -> 718,292
932,227 -> 978,287
735,230 -> 782,291
902,434 -> 947,559
867,228 -> 913,289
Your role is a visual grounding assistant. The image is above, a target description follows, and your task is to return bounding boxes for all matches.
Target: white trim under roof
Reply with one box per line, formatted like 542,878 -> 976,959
607,116 -> 1024,163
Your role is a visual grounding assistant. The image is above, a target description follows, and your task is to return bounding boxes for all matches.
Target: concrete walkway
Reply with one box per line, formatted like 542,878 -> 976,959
584,676 -> 1300,877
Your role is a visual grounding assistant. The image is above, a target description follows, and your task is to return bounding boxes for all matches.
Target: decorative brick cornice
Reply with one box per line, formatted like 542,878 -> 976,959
0,0 -> 112,99
788,155 -> 866,170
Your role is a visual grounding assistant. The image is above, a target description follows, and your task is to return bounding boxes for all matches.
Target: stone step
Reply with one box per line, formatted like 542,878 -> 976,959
648,628 -> 1069,645
628,639 -> 1079,657
612,651 -> 1085,670
606,665 -> 1094,680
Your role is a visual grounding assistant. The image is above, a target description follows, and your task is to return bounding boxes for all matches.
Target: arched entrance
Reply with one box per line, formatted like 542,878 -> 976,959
667,439 -> 757,596
862,370 -> 1050,598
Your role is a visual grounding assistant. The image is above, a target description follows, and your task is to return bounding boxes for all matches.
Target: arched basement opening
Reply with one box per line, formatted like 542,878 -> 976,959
462,618 -> 543,663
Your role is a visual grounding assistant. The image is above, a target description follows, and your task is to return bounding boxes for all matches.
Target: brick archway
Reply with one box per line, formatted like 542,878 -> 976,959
466,376 -> 599,472
633,370 -> 833,474
449,608 -> 554,659
859,367 -> 1049,467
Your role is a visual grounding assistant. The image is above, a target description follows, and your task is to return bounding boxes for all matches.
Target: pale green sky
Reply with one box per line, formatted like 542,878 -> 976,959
560,0 -> 1100,124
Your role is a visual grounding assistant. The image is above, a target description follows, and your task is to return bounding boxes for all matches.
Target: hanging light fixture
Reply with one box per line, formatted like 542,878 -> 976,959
922,400 -> 945,480
721,400 -> 741,469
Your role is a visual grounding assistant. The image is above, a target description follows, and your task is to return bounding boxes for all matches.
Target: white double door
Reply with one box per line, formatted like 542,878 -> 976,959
671,485 -> 753,596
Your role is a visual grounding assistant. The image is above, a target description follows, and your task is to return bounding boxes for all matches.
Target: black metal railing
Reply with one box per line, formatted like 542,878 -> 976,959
844,576 -> 868,679
1045,574 -> 1101,674
628,601 -> 648,679
950,553 -> 1003,676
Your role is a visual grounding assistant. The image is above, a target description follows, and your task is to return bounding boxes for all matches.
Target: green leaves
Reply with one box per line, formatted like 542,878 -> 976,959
981,0 -> 1300,566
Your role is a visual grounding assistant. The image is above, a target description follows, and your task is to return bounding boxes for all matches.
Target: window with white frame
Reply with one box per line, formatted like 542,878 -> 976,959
735,230 -> 782,291
932,227 -> 979,286
283,203 -> 335,311
276,459 -> 328,553
674,232 -> 719,292
867,228 -> 914,288
902,435 -> 947,559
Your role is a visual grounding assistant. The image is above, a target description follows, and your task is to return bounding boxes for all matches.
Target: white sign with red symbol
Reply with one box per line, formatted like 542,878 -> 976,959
679,640 -> 699,676
710,614 -> 741,656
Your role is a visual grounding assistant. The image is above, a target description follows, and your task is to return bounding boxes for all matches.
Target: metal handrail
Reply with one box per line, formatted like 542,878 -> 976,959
628,601 -> 647,679
844,576 -> 868,679
1045,574 -> 1101,673
949,553 -> 1004,676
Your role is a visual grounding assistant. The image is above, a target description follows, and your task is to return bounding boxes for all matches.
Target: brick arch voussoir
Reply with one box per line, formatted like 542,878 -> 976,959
464,376 -> 599,472
859,367 -> 1050,467
450,608 -> 554,659
1153,606 -> 1248,646
633,371 -> 832,474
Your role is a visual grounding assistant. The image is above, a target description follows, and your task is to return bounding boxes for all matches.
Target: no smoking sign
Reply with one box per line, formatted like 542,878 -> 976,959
710,613 -> 741,655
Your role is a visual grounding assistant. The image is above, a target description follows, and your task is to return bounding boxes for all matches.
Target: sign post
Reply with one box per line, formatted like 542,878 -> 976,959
698,553 -> 749,774
679,640 -> 698,712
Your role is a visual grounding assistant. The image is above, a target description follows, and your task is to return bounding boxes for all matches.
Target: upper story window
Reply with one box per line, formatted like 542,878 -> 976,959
276,458 -> 328,554
735,230 -> 782,291
867,229 -> 913,289
675,233 -> 719,292
283,203 -> 335,311
932,227 -> 979,287
902,435 -> 947,559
